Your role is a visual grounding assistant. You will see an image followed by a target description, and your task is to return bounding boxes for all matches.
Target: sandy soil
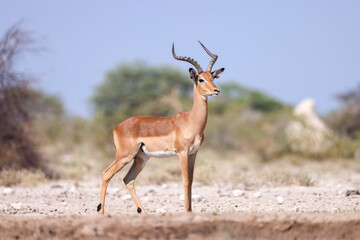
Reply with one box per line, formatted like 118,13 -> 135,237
1,179 -> 360,239
1,213 -> 360,240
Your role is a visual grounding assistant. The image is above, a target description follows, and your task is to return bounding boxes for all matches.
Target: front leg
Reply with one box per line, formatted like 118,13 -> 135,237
179,152 -> 197,212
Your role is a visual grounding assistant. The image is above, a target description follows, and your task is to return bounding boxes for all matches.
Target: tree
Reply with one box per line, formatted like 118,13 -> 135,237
91,62 -> 193,150
0,23 -> 52,175
326,84 -> 360,138
208,82 -> 286,115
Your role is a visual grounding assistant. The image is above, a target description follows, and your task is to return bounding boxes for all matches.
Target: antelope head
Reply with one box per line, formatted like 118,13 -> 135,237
172,41 -> 225,97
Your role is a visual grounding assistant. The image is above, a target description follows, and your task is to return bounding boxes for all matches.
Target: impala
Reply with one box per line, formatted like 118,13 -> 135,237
97,41 -> 225,214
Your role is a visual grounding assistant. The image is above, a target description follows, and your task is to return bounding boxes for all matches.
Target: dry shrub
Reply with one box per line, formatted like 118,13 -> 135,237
204,108 -> 292,161
0,22 -> 51,176
326,84 -> 360,138
193,150 -> 318,187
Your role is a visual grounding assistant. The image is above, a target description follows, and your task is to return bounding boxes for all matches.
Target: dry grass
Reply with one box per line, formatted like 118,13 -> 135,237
10,140 -> 359,190
194,151 -> 316,187
108,150 -> 360,188
0,169 -> 47,186
39,140 -> 107,180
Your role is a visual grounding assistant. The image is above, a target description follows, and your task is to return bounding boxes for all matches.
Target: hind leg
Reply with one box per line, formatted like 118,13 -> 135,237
123,154 -> 149,214
98,153 -> 135,215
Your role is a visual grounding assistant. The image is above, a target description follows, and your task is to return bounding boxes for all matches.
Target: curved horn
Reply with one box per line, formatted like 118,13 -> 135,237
172,43 -> 203,73
198,41 -> 218,72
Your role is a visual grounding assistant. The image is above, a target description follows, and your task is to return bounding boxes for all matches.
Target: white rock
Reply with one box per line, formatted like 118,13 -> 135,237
276,196 -> 284,204
0,203 -> 7,211
179,194 -> 202,201
331,207 -> 338,213
285,98 -> 333,153
3,187 -> 14,195
193,194 -> 202,200
11,203 -> 22,210
232,190 -> 244,197
155,208 -> 167,214
254,192 -> 262,198
61,201 -> 68,206
161,184 -> 168,189
70,185 -> 78,193
121,194 -> 132,200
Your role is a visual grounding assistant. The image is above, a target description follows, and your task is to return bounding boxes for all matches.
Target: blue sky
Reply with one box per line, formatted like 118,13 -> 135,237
1,1 -> 360,117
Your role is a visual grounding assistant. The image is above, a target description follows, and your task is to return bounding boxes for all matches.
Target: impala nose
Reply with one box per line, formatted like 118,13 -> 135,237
214,89 -> 220,93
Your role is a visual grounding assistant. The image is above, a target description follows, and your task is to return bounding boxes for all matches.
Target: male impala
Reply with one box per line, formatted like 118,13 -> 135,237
97,41 -> 224,214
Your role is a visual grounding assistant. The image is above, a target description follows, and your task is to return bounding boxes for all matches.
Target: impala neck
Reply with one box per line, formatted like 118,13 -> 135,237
189,84 -> 208,133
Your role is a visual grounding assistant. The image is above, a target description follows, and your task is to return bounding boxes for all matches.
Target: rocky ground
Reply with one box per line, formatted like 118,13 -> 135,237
1,180 -> 360,215
1,179 -> 360,239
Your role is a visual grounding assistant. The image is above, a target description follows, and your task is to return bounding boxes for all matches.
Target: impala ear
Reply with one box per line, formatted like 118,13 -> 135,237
212,68 -> 225,79
189,68 -> 198,82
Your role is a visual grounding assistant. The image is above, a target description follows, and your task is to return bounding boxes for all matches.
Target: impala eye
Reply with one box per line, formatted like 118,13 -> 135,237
199,79 -> 205,83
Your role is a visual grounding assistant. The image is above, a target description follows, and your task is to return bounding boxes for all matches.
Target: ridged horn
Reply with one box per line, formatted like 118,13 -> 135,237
172,43 -> 203,73
198,41 -> 218,72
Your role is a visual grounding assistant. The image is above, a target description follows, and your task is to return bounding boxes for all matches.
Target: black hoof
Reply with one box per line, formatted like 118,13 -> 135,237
97,203 -> 102,212
137,207 -> 142,213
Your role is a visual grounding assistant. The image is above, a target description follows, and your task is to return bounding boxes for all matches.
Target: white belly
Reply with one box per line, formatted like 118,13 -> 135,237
138,140 -> 201,160
139,145 -> 178,159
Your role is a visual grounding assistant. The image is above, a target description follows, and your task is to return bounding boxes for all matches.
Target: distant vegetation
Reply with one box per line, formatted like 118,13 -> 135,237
325,84 -> 360,138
